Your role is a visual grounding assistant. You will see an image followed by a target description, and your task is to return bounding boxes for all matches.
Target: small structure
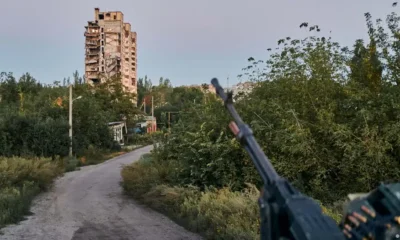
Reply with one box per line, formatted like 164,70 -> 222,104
144,116 -> 157,133
131,114 -> 157,133
108,121 -> 127,145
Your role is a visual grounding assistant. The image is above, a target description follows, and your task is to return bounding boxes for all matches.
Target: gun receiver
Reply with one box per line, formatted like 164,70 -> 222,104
211,78 -> 344,240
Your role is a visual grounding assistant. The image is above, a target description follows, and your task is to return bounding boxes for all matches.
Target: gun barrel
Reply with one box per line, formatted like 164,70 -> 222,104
211,78 -> 279,184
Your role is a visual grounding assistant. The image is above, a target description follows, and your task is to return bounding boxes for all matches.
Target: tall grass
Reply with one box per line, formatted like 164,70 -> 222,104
0,157 -> 63,228
121,153 -> 343,239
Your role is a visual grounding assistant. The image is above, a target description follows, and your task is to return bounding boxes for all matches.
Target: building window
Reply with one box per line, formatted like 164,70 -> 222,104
101,28 -> 104,32
132,38 -> 135,43
102,66 -> 104,72
131,78 -> 136,86
99,14 -> 104,20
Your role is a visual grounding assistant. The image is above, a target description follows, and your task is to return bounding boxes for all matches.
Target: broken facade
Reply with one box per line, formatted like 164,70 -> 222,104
84,8 -> 137,104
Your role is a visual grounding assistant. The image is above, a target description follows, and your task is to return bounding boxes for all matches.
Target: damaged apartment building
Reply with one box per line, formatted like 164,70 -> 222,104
84,8 -> 138,104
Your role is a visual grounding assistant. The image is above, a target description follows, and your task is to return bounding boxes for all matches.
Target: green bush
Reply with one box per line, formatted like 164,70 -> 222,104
126,132 -> 163,146
63,156 -> 80,172
149,10 -> 400,204
121,154 -> 342,239
122,9 -> 400,238
0,157 -> 63,227
0,72 -> 141,160
121,156 -> 259,239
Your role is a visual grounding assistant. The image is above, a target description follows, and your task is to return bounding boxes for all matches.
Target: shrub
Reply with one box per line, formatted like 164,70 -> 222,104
121,154 -> 342,239
0,157 -> 62,227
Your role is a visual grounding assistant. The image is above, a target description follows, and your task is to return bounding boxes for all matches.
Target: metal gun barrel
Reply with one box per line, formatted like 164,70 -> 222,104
211,78 -> 279,184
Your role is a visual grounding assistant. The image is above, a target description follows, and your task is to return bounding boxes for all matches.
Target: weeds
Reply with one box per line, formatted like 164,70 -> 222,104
0,157 -> 62,228
121,153 -> 343,239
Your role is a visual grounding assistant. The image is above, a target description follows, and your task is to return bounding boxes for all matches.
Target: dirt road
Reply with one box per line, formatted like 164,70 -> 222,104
0,145 -> 202,240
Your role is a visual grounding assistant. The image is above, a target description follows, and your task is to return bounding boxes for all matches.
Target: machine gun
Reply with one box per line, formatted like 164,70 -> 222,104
210,78 -> 400,240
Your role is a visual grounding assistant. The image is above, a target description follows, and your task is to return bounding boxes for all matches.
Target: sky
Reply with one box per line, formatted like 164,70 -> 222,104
0,0 -> 396,87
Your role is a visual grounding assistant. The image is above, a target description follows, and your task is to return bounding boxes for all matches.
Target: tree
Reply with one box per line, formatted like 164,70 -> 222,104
0,70 -> 140,158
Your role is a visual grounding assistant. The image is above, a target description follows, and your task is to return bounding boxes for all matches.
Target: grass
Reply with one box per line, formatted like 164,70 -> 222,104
0,157 -> 63,228
121,153 -> 344,239
121,154 -> 260,239
67,143 -> 149,171
0,142 -> 149,230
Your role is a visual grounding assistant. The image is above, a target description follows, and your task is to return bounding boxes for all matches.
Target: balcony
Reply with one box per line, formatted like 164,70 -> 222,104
84,32 -> 100,37
86,40 -> 98,45
85,55 -> 99,60
86,67 -> 98,72
85,59 -> 98,64
87,51 -> 99,56
86,45 -> 100,49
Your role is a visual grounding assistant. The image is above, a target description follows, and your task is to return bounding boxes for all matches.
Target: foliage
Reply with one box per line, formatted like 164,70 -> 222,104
136,75 -> 207,129
127,131 -> 163,146
121,155 -> 260,239
121,154 -> 341,239
0,71 -> 140,158
0,113 -> 69,158
146,9 -> 400,205
0,157 -> 63,227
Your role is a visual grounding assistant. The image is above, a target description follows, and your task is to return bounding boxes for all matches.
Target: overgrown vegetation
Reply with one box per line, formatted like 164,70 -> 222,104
0,71 -> 155,228
0,72 -> 140,159
122,7 -> 400,239
0,157 -> 63,227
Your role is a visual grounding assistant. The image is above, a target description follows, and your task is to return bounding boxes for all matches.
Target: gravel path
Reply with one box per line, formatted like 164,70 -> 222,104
0,145 -> 202,240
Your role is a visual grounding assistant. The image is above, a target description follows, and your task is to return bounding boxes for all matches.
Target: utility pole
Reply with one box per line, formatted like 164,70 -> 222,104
69,85 -> 73,158
166,111 -> 179,132
68,85 -> 82,158
151,96 -> 154,133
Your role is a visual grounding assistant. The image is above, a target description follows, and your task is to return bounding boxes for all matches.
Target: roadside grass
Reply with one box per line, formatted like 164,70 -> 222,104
121,153 -> 343,239
0,142 -> 151,230
0,157 -> 63,229
66,143 -> 149,172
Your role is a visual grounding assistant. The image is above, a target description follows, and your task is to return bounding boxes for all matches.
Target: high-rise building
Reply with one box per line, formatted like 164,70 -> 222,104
84,8 -> 137,103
